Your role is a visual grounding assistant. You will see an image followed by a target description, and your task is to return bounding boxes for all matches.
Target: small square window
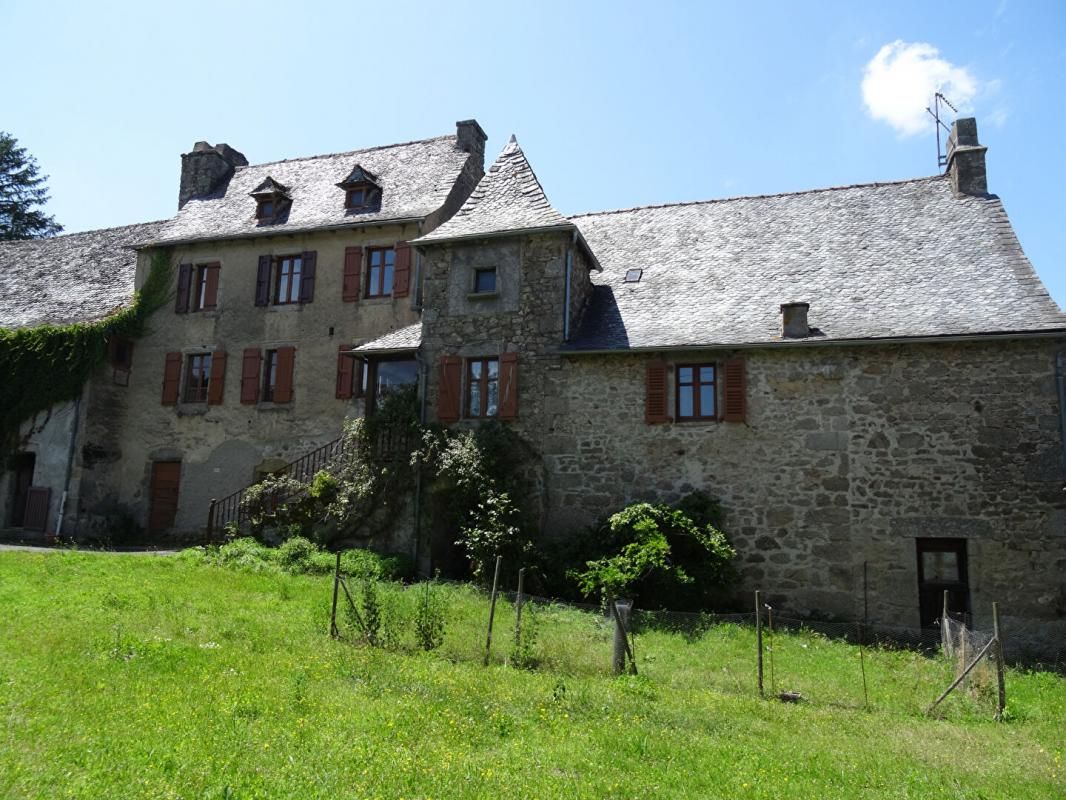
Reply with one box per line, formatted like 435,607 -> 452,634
473,267 -> 497,294
256,199 -> 275,220
624,269 -> 643,283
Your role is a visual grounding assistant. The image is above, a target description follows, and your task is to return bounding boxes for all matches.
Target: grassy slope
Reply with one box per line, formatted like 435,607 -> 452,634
0,551 -> 1062,800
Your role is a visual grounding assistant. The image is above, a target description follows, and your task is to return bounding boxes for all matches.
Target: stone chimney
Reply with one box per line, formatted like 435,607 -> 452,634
179,141 -> 248,209
946,118 -> 988,197
781,302 -> 810,339
456,119 -> 487,168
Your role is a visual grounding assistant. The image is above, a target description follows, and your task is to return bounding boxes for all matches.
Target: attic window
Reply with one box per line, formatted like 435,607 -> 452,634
249,176 -> 291,224
624,269 -> 643,283
337,164 -> 382,212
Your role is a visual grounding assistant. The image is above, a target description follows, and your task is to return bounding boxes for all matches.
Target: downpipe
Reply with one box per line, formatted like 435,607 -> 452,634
1057,350 -> 1066,486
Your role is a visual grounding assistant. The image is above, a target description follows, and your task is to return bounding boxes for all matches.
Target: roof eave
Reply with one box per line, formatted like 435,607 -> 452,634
561,328 -> 1066,356
412,223 -> 577,248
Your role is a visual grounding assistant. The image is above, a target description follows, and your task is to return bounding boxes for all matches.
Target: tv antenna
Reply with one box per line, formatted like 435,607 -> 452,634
926,92 -> 957,171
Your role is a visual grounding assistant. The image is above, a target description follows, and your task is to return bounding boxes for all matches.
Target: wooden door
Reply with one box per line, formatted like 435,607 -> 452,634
10,453 -> 35,527
916,537 -> 970,628
148,461 -> 181,533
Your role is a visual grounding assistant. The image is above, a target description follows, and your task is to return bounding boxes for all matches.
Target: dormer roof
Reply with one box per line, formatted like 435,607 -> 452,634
249,176 -> 290,199
336,164 -> 379,190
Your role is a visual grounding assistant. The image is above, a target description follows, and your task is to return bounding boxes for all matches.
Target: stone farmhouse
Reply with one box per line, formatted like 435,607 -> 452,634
1,117 -> 1064,653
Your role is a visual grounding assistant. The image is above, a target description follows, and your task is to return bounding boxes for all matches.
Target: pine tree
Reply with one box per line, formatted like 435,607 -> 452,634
0,132 -> 63,241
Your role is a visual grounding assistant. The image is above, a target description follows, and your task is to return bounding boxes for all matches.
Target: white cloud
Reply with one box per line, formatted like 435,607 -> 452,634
862,41 -> 980,137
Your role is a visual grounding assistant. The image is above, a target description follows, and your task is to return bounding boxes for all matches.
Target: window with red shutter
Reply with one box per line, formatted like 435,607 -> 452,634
645,360 -> 670,424
240,348 -> 261,404
721,358 -> 747,422
207,350 -> 227,405
274,346 -> 296,403
438,355 -> 461,422
498,352 -> 518,420
336,345 -> 355,399
176,264 -> 192,313
394,242 -> 412,298
343,247 -> 363,302
162,352 -> 182,405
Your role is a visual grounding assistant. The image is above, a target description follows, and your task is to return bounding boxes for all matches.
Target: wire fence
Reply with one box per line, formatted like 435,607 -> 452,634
329,566 -> 1062,720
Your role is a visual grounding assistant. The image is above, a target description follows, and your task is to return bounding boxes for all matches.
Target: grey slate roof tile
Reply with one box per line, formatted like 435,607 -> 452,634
567,176 -> 1066,350
153,135 -> 471,245
416,136 -> 571,243
352,322 -> 422,353
0,221 -> 166,329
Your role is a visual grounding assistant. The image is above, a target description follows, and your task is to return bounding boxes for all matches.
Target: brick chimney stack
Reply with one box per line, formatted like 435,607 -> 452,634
179,142 -> 248,209
946,118 -> 988,197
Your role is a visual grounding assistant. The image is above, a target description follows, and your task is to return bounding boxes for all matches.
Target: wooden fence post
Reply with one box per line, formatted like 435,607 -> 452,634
755,590 -> 764,698
993,602 -> 1006,721
483,555 -> 503,666
610,599 -> 636,675
329,551 -> 341,638
513,567 -> 526,655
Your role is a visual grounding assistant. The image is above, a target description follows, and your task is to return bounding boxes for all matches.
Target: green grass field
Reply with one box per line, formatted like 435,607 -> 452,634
0,550 -> 1062,799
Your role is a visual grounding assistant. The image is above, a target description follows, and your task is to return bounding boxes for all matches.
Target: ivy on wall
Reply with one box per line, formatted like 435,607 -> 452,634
0,248 -> 173,447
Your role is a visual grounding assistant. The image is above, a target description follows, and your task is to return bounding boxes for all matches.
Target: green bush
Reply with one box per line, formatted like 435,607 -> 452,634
189,537 -> 411,581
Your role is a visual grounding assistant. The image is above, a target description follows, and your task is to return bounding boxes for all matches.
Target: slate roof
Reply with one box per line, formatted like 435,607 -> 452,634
416,136 -> 572,244
152,135 -> 472,246
0,221 -> 166,329
567,176 -> 1066,350
352,323 -> 422,354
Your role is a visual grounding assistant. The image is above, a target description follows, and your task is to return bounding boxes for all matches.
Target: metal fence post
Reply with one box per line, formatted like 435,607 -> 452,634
483,555 -> 503,666
993,602 -> 1006,721
755,590 -> 764,697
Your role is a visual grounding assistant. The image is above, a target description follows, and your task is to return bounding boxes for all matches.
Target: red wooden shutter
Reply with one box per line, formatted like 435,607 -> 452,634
207,350 -> 227,405
721,358 -> 747,422
438,355 -> 462,422
336,345 -> 355,399
255,256 -> 272,306
162,352 -> 182,405
202,263 -> 221,309
176,263 -> 192,313
499,352 -> 518,420
645,360 -> 670,424
393,242 -> 412,298
343,246 -> 363,302
299,251 -> 317,303
240,348 -> 261,404
274,346 -> 295,403
23,487 -> 51,532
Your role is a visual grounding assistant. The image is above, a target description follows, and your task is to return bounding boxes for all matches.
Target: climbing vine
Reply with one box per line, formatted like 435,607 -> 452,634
0,248 -> 173,447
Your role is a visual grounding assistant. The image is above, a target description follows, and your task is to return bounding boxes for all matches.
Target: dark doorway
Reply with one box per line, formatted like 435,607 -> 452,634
148,461 -> 181,533
10,453 -> 36,527
916,537 -> 970,628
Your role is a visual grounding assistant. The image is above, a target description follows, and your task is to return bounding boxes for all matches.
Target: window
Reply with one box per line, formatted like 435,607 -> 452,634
346,188 -> 366,209
256,199 -> 275,220
191,263 -> 220,311
676,364 -> 716,420
367,359 -> 418,413
262,349 -> 279,402
467,357 -> 499,418
274,255 -> 302,305
366,247 -> 395,298
184,353 -> 212,403
473,267 -> 497,294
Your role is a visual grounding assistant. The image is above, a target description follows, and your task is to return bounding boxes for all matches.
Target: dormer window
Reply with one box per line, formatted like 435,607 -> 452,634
249,176 -> 291,224
337,164 -> 382,212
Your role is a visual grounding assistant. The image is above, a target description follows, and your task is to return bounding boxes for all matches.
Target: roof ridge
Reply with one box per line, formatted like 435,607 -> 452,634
0,219 -> 168,247
239,133 -> 458,171
569,174 -> 948,220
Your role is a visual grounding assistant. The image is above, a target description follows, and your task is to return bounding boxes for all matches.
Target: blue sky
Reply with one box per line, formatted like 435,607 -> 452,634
4,0 -> 1064,305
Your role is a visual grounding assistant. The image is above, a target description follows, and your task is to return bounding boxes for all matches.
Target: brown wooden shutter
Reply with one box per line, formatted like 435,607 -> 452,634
393,242 -> 412,298
207,350 -> 227,405
202,263 -> 221,309
336,345 -> 355,399
274,346 -> 295,403
645,360 -> 670,424
499,352 -> 518,420
343,246 -> 363,302
255,256 -> 272,306
23,487 -> 51,532
721,358 -> 747,422
176,263 -> 192,313
162,352 -> 182,405
438,355 -> 462,422
240,348 -> 261,404
299,251 -> 317,303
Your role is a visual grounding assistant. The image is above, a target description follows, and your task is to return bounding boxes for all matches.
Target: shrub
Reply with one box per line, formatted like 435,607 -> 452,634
414,580 -> 447,651
191,538 -> 411,581
275,536 -> 317,573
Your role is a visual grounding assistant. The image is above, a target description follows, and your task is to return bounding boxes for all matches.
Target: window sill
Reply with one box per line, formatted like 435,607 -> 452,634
674,417 -> 720,424
266,303 -> 304,313
256,402 -> 293,412
363,295 -> 395,303
467,291 -> 499,301
175,403 -> 210,417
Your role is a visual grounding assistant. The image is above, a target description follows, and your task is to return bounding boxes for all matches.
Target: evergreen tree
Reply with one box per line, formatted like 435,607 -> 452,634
0,132 -> 62,240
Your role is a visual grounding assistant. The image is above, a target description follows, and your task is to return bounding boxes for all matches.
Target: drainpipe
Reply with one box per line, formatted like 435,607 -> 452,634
55,392 -> 82,538
563,242 -> 574,342
1057,350 -> 1066,481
